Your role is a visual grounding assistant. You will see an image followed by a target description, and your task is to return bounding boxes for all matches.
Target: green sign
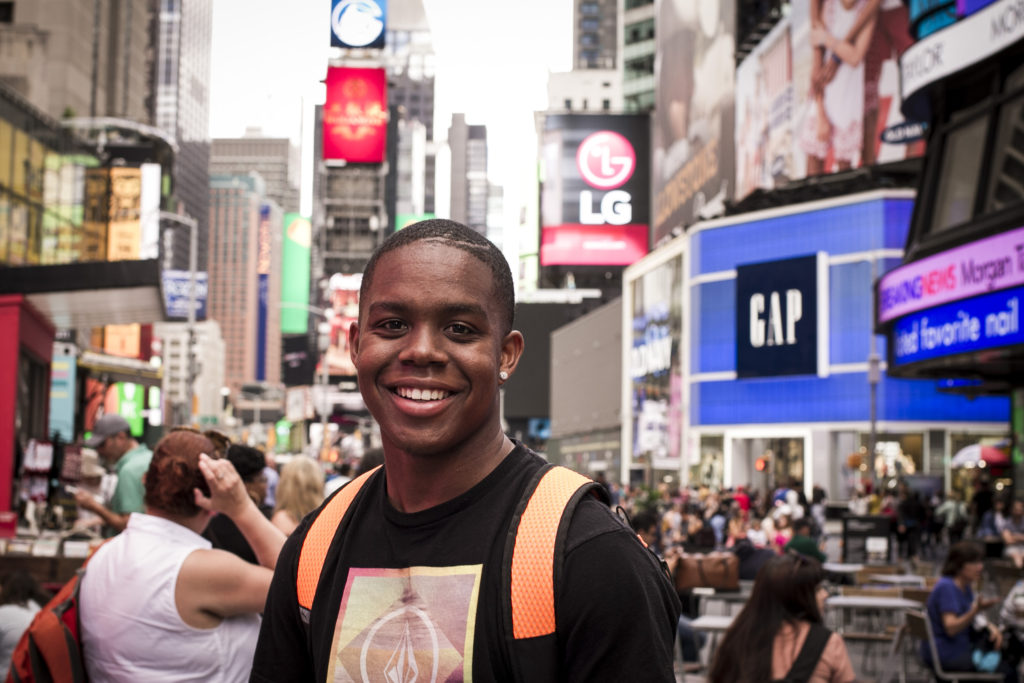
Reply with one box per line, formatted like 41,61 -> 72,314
281,213 -> 312,335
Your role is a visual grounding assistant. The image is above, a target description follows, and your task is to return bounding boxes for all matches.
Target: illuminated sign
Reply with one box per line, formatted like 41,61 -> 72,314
330,0 -> 386,49
736,253 -> 829,378
323,66 -> 388,163
162,269 -> 209,320
892,284 -> 1024,365
877,224 -> 1024,323
540,114 -> 649,266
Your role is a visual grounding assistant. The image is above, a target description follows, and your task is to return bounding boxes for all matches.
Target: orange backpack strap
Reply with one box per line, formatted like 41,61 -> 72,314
506,465 -> 602,639
296,466 -> 382,612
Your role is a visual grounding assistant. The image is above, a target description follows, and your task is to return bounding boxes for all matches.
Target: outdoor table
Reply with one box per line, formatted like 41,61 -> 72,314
827,595 -> 923,681
694,585 -> 751,616
867,573 -> 925,586
691,614 -> 736,669
823,562 -> 864,574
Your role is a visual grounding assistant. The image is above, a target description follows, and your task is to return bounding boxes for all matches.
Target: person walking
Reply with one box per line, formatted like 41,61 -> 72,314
251,219 -> 680,681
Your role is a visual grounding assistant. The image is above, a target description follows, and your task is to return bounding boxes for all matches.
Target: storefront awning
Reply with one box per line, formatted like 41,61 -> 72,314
0,259 -> 166,330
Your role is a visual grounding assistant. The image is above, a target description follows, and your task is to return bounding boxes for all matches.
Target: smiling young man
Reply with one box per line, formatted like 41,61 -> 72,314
251,220 -> 679,682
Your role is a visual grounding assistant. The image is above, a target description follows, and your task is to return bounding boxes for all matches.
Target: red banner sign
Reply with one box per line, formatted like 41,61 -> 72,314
323,66 -> 388,163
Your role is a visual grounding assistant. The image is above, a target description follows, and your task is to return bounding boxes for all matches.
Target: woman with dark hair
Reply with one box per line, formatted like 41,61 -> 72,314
78,430 -> 286,682
925,541 -> 1011,678
709,553 -> 855,682
0,571 -> 51,675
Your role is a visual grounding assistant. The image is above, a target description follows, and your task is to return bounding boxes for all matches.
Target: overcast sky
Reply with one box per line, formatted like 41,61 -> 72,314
209,0 -> 573,216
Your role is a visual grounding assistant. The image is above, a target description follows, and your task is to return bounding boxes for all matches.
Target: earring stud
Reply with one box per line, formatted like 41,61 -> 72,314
499,371 -> 509,381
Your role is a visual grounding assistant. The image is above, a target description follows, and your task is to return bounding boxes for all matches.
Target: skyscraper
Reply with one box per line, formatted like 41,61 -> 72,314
208,173 -> 282,394
447,113 -> 488,233
152,0 -> 213,273
574,0 -> 618,70
211,134 -> 301,214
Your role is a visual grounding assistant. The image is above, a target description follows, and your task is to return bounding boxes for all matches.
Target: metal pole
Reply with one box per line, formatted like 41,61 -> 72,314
869,255 -> 880,490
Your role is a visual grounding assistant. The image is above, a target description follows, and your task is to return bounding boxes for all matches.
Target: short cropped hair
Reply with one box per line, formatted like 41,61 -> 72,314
226,444 -> 266,482
359,219 -> 516,334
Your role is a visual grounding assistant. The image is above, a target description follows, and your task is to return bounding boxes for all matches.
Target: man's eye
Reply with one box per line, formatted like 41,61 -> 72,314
448,323 -> 473,335
379,319 -> 406,331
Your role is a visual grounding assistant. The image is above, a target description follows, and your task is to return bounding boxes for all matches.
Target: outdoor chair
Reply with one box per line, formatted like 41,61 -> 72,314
903,609 -> 1003,682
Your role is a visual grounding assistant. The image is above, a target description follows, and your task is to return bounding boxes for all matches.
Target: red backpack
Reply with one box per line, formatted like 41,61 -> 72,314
6,544 -> 105,683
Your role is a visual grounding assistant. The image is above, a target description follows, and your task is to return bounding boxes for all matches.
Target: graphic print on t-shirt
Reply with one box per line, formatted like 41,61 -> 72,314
327,565 -> 483,682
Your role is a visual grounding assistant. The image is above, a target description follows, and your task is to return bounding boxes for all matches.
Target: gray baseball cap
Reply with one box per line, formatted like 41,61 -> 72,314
85,414 -> 131,447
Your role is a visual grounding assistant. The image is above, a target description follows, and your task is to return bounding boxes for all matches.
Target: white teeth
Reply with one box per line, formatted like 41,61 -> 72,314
397,387 -> 450,401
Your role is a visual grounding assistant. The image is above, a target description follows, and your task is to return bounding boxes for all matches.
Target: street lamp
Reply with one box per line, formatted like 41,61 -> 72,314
159,210 -> 198,426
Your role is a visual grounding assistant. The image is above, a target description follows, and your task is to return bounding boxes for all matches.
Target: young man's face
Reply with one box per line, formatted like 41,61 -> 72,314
349,242 -> 523,457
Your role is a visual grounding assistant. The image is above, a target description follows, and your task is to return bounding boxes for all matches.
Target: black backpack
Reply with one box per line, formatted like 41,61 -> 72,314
771,623 -> 832,683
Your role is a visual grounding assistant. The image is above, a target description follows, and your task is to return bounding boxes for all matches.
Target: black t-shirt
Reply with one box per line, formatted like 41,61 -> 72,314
203,504 -> 272,564
251,445 -> 680,682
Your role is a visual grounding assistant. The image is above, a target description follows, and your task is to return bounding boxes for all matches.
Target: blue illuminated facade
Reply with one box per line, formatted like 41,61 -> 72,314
689,192 -> 1008,426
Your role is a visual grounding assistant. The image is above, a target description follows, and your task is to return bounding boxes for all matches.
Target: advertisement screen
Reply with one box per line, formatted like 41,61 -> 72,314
282,213 -> 312,335
629,256 -> 684,468
877,224 -> 1024,324
540,114 -> 649,266
735,253 -> 827,378
734,0 -> 926,201
323,67 -> 388,163
324,274 -> 362,378
330,0 -> 387,49
256,205 -> 272,381
106,167 -> 142,261
892,284 -> 1024,366
162,269 -> 209,320
653,0 -> 736,244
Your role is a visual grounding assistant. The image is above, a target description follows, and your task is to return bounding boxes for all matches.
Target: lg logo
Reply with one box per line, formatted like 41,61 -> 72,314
576,130 -> 636,226
332,0 -> 385,48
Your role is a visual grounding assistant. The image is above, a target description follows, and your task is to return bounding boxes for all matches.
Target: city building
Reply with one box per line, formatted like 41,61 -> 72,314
152,0 -> 213,274
208,173 -> 281,398
875,0 -> 1024,486
0,0 -> 152,121
211,134 -> 301,214
574,0 -> 618,70
547,70 -> 622,113
622,0 -> 654,112
154,318 -> 224,427
622,191 -> 1007,494
447,113 -> 488,233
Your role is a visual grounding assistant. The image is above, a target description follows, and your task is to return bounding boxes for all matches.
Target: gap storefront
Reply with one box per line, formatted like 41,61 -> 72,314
623,190 -> 1008,498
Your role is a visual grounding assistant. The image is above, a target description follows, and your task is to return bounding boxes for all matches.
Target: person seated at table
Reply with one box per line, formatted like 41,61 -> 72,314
1000,499 -> 1024,568
708,553 -> 855,682
785,517 -> 827,563
924,541 -> 1016,681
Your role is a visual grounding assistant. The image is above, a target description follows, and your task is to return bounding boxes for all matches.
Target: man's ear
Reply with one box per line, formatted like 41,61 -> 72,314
499,330 -> 525,380
348,320 -> 360,367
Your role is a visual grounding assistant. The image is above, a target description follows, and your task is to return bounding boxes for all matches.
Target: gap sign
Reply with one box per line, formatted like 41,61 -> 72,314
892,284 -> 1023,365
736,253 -> 827,378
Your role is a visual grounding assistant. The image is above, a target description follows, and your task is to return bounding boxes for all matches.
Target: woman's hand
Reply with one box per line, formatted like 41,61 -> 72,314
988,623 -> 1003,651
810,26 -> 833,50
194,453 -> 251,519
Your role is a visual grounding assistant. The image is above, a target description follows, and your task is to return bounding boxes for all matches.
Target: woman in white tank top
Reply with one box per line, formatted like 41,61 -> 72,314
79,430 -> 286,682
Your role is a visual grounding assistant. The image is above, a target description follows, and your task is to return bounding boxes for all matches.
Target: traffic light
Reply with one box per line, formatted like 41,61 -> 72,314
755,457 -> 768,472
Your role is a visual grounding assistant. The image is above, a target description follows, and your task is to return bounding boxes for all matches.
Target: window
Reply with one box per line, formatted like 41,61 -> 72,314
985,65 -> 1024,214
930,117 -> 988,234
602,99 -> 611,111
564,99 -> 573,111
580,2 -> 599,14
0,2 -> 13,22
581,18 -> 599,30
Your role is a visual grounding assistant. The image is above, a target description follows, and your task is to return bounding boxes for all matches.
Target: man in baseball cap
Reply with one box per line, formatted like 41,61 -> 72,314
75,413 -> 152,533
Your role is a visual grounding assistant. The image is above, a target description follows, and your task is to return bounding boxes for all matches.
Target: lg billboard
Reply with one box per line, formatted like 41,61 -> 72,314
540,114 -> 650,267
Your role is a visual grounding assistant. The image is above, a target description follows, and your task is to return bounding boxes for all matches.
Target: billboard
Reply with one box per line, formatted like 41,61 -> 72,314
877,224 -> 1024,324
324,273 -> 362,377
330,0 -> 387,49
735,253 -> 829,378
162,269 -> 209,320
653,0 -> 736,244
256,205 -> 272,382
323,67 -> 388,163
629,255 -> 683,468
540,114 -> 649,266
48,346 -> 76,442
106,166 -> 142,261
734,0 -> 926,201
282,213 -> 312,335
